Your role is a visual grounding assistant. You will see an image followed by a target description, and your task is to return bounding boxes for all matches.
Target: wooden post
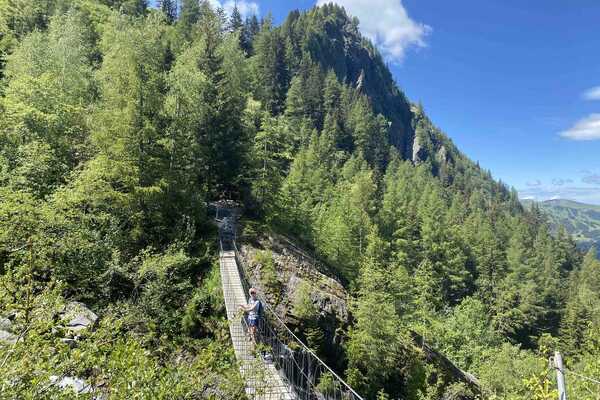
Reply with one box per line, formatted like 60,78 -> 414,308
554,351 -> 568,400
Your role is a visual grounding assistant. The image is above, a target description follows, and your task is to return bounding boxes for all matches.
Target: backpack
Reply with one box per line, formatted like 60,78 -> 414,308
255,299 -> 263,319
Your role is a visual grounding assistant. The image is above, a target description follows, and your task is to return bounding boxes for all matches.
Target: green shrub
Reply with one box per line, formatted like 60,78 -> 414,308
181,261 -> 225,338
293,281 -> 317,319
253,250 -> 281,295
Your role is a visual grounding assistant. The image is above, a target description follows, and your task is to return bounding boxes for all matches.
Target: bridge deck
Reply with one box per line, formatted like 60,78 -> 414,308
219,250 -> 294,400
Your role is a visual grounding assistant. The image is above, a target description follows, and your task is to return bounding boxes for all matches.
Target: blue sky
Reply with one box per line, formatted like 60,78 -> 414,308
197,0 -> 600,204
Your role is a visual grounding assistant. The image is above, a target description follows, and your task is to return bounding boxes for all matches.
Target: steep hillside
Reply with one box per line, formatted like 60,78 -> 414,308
1,1 -> 599,399
275,5 -> 516,204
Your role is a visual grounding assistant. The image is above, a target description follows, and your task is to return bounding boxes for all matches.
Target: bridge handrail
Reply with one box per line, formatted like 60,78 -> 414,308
232,239 -> 364,400
217,206 -> 479,398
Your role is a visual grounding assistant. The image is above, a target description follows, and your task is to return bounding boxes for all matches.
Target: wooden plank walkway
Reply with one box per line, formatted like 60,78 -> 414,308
219,250 -> 295,400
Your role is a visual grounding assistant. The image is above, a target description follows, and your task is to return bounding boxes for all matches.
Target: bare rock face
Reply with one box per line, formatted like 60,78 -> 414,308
412,134 -> 426,164
238,235 -> 349,325
0,317 -> 17,344
49,375 -> 109,399
436,145 -> 449,164
50,375 -> 93,394
0,317 -> 11,331
237,232 -> 351,369
287,274 -> 348,322
356,69 -> 365,92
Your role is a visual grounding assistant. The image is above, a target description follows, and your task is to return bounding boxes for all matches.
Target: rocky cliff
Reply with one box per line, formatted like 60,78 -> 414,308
236,225 -> 351,369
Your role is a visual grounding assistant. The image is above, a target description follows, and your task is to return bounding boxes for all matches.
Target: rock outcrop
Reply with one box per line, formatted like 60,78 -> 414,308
60,301 -> 98,334
237,231 -> 350,368
238,234 -> 349,323
50,376 -> 93,395
436,145 -> 449,164
412,133 -> 425,164
0,317 -> 17,344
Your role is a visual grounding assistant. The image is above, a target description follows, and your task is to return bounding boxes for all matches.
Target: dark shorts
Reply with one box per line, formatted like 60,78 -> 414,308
248,318 -> 259,327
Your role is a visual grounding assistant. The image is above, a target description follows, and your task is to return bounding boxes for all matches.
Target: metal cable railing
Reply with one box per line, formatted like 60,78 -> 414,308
220,238 -> 293,399
230,239 -> 363,400
216,205 -> 363,400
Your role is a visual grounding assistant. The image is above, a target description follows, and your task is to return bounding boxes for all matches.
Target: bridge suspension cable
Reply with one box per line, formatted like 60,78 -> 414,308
216,205 -> 363,400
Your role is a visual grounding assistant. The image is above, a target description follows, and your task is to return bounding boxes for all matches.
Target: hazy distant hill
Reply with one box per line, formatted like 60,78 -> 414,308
523,199 -> 600,255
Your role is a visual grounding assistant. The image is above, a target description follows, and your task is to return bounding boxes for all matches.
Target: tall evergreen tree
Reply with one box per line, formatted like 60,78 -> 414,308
560,248 -> 600,352
177,0 -> 201,42
184,8 -> 248,196
251,14 -> 289,114
251,114 -> 294,216
228,4 -> 243,31
159,0 -> 177,24
90,13 -> 170,247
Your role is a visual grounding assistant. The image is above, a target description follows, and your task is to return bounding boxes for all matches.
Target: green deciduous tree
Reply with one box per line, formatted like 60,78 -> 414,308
0,11 -> 95,195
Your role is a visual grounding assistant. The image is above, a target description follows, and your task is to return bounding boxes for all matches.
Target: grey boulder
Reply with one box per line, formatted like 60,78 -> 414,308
50,376 -> 93,394
0,329 -> 17,344
61,302 -> 98,333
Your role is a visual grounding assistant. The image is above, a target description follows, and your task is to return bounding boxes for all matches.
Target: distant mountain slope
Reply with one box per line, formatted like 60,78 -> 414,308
523,199 -> 600,255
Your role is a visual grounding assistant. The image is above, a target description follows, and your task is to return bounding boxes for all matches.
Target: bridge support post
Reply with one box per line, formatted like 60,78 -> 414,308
554,351 -> 567,400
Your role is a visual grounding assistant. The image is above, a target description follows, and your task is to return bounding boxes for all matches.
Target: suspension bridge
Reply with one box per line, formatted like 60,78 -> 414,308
216,206 -> 363,400
214,204 -> 482,399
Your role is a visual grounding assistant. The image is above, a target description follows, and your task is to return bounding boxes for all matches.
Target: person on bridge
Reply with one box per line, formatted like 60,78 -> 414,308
239,287 -> 262,341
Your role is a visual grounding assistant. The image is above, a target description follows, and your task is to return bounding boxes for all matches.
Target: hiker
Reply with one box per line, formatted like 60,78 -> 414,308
239,287 -> 262,340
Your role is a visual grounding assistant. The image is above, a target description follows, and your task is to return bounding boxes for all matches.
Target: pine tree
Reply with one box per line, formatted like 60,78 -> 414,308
251,14 -> 289,114
180,9 -> 248,196
159,0 -> 177,24
251,114 -> 294,217
313,156 -> 376,282
560,248 -> 600,352
463,212 -> 507,305
284,60 -> 324,130
239,15 -> 260,55
178,0 -> 201,42
346,95 -> 389,169
90,13 -> 170,247
229,4 -> 243,32
379,156 -> 422,271
347,244 -> 409,398
417,184 -> 471,306
119,0 -> 148,16
278,131 -> 337,240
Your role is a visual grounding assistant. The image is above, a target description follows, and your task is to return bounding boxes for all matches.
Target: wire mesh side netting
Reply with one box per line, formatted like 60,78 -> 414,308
220,239 -> 293,399
226,238 -> 363,400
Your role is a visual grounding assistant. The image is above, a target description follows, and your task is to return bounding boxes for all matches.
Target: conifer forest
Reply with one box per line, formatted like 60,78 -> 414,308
0,1 -> 599,399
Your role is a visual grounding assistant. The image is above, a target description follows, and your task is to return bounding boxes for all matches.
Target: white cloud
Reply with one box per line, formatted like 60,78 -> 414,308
583,86 -> 600,101
582,174 -> 600,185
316,0 -> 431,62
552,178 -> 573,186
560,114 -> 600,141
518,186 -> 600,205
209,0 -> 259,18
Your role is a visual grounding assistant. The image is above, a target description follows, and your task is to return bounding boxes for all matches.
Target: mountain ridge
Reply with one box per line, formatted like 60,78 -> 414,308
1,2 -> 598,399
522,197 -> 600,255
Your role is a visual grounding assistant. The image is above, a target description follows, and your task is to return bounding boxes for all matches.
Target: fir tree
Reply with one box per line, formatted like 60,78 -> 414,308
229,4 -> 243,32
159,0 -> 177,24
